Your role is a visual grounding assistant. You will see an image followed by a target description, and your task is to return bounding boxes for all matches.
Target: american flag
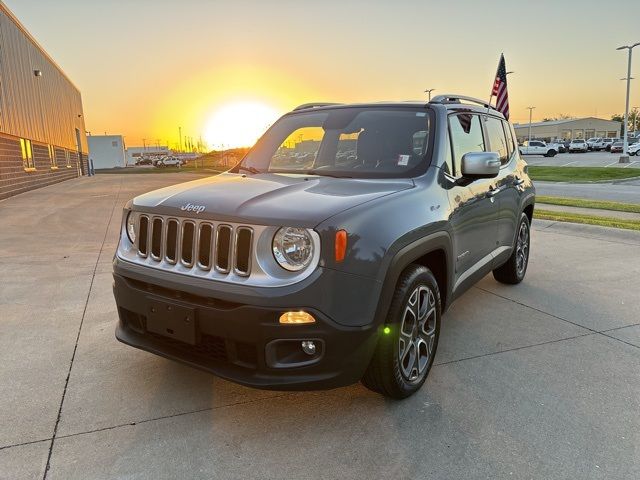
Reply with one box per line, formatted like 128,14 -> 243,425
491,54 -> 509,120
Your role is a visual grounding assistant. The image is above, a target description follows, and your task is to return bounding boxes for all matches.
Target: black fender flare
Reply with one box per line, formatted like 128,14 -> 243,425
372,230 -> 453,326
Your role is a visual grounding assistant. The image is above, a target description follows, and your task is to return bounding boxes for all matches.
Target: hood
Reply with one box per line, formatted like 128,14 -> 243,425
132,173 -> 414,227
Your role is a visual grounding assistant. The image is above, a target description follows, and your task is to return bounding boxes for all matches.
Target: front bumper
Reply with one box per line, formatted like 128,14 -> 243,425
113,257 -> 383,390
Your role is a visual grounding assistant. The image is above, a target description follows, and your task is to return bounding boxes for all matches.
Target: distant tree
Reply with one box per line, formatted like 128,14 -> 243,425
611,114 -> 627,136
541,114 -> 573,122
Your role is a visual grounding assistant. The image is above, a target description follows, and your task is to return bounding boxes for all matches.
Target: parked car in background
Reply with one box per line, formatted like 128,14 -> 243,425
519,140 -> 558,157
602,138 -> 615,151
156,156 -> 182,167
549,140 -> 566,153
610,142 -> 624,153
568,139 -> 588,153
587,138 -> 605,151
587,137 -> 602,150
628,142 -> 640,156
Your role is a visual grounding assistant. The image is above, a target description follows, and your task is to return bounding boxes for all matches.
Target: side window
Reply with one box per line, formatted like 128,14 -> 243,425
48,145 -> 57,168
485,116 -> 509,165
502,120 -> 515,157
20,139 -> 34,170
449,113 -> 485,176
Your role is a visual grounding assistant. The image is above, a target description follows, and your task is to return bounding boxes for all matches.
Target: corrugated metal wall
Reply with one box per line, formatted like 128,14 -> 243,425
0,4 -> 87,153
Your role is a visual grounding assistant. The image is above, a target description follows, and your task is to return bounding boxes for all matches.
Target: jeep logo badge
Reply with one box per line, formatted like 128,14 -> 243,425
180,203 -> 206,214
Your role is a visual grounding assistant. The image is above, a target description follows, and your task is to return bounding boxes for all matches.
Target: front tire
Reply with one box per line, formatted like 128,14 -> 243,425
361,265 -> 441,399
493,213 -> 531,284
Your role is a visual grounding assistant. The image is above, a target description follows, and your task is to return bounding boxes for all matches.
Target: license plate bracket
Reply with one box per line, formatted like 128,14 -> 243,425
146,298 -> 197,345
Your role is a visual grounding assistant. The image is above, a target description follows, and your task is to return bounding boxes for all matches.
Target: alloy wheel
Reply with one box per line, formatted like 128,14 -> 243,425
516,220 -> 529,276
398,285 -> 437,382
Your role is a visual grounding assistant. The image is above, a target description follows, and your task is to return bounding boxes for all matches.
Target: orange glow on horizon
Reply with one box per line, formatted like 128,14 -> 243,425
147,64 -> 323,150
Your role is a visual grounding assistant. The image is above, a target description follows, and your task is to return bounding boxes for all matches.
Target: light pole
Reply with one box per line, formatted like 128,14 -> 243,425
527,107 -> 536,144
424,88 -> 435,101
616,42 -> 640,163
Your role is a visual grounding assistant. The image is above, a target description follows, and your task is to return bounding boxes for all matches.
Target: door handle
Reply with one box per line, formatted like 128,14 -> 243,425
487,186 -> 502,197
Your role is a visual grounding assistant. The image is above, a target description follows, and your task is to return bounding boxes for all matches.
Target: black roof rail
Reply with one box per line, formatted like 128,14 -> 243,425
293,102 -> 342,111
429,94 -> 496,111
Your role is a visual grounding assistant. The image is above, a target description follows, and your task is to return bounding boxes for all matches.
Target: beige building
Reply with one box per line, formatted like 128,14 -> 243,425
0,1 -> 88,200
513,117 -> 621,142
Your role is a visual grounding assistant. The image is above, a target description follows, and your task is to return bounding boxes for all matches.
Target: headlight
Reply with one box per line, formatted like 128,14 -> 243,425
126,211 -> 136,243
272,227 -> 314,271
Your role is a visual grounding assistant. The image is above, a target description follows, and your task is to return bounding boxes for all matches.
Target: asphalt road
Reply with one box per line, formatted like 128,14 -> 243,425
524,150 -> 640,168
535,179 -> 640,203
1,174 -> 639,480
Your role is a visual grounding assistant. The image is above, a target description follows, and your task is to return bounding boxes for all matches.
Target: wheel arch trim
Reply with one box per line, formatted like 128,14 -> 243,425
373,231 -> 453,326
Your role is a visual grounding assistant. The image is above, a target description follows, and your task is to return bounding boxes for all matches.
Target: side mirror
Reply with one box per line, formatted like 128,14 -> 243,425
460,152 -> 500,179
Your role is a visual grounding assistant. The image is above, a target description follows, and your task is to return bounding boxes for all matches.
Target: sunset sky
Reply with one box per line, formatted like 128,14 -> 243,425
6,0 -> 640,149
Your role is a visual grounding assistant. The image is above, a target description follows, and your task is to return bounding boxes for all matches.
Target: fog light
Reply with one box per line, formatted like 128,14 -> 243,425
301,341 -> 316,355
279,311 -> 315,324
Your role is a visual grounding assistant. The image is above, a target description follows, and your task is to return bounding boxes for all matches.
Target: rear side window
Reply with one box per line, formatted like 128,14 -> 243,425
449,113 -> 484,176
503,120 -> 515,157
484,117 -> 509,165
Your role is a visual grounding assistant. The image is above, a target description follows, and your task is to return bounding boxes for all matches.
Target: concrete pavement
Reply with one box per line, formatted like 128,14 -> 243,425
1,174 -> 639,480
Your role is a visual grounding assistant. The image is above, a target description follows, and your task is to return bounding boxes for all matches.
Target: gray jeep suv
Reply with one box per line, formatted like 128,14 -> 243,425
113,95 -> 535,399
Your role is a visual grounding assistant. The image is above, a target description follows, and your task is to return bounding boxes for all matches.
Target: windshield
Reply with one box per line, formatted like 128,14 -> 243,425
573,139 -> 584,143
234,107 -> 433,178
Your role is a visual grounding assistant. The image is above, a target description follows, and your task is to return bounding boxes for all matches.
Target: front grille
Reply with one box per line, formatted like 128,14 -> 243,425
136,215 -> 254,277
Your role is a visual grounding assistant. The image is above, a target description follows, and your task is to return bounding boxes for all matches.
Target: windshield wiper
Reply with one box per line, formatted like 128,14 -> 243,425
304,170 -> 352,178
236,165 -> 261,174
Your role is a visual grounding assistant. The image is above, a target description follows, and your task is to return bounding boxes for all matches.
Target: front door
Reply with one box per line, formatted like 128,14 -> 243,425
446,113 -> 499,291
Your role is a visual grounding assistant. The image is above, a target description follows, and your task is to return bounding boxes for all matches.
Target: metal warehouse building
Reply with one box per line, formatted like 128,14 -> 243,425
513,117 -> 621,143
0,2 -> 87,200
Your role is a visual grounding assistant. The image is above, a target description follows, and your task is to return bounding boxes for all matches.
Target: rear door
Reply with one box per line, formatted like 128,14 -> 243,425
484,117 -> 523,251
446,113 -> 499,287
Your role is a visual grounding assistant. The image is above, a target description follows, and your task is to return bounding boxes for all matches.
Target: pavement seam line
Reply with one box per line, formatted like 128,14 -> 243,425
475,286 -> 640,351
42,179 -> 123,480
0,392 -> 292,452
433,332 -> 596,367
54,392 -> 292,442
474,285 -> 596,333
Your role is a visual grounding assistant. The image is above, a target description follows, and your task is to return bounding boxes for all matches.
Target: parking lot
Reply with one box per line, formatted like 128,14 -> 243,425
1,174 -> 639,480
524,150 -> 640,168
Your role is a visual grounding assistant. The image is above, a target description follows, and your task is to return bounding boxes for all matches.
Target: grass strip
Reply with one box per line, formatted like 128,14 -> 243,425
535,209 -> 640,231
536,196 -> 640,213
529,166 -> 640,182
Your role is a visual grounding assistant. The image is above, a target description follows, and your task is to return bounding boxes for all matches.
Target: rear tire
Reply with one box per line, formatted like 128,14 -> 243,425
361,265 -> 441,399
493,213 -> 531,285
545,149 -> 557,157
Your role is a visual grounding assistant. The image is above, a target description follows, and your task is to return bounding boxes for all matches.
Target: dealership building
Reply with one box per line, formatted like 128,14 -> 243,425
513,117 -> 621,143
0,2 -> 88,200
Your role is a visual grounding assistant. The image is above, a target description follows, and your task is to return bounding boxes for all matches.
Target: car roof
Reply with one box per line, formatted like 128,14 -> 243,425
290,96 -> 507,119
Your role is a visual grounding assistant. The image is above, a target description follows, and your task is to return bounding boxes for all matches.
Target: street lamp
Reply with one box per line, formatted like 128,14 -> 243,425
424,88 -> 435,101
526,107 -> 536,144
616,42 -> 640,163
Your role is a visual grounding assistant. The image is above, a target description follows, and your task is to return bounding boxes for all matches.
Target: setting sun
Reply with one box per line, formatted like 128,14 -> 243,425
204,101 -> 282,149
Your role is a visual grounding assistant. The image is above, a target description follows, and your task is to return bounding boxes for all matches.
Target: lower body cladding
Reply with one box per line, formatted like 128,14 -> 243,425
112,260 -> 381,390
